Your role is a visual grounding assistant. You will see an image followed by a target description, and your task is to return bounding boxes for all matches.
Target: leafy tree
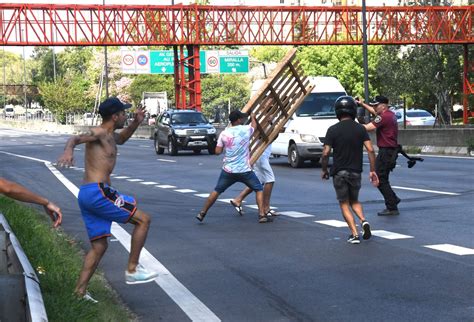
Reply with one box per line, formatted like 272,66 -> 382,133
296,45 -> 381,97
374,44 -> 464,118
39,75 -> 93,123
57,47 -> 93,76
30,47 -> 57,83
201,74 -> 249,118
250,46 -> 291,63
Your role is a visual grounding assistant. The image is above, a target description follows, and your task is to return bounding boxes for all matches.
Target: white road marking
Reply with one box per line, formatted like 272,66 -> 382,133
424,244 -> 474,256
194,193 -> 210,198
315,220 -> 348,227
44,144 -> 54,147
156,185 -> 177,189
43,161 -> 220,321
114,176 -> 130,179
74,148 -> 81,151
73,168 -> 84,171
0,151 -> 49,163
139,145 -> 150,148
246,204 -> 276,210
392,186 -> 459,196
279,211 -> 314,218
157,159 -> 176,163
140,181 -> 159,185
26,141 -> 33,144
371,230 -> 413,240
127,178 -> 144,182
174,189 -> 197,193
217,198 -> 233,203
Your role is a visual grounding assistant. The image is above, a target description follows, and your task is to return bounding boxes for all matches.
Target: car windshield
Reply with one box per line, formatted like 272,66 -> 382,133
171,113 -> 208,124
407,111 -> 432,117
295,92 -> 346,117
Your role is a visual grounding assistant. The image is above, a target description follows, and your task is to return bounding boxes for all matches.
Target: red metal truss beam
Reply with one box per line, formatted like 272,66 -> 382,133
0,4 -> 472,46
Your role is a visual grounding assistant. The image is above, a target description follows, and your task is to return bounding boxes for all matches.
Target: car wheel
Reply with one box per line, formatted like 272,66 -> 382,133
310,159 -> 321,167
288,144 -> 304,168
168,138 -> 178,156
154,137 -> 164,154
207,144 -> 216,155
193,149 -> 201,154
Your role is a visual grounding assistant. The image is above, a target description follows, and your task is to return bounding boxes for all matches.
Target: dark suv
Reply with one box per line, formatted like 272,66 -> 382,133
154,110 -> 217,155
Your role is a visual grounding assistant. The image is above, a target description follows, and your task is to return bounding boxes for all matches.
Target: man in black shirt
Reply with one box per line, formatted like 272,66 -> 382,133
321,96 -> 379,244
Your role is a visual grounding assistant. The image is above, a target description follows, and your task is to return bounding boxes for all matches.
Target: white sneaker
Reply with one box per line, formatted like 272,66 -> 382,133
125,266 -> 158,285
83,291 -> 98,303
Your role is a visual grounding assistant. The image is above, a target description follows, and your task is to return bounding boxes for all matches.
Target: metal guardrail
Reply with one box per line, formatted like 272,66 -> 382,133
0,214 -> 48,322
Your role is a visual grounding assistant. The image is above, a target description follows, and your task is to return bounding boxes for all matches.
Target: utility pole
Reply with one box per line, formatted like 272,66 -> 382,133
2,47 -> 6,109
103,0 -> 109,97
361,0 -> 370,123
22,32 -> 28,121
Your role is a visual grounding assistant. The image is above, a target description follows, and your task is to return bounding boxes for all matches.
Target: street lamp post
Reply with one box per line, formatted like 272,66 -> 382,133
361,0 -> 370,122
22,34 -> 28,121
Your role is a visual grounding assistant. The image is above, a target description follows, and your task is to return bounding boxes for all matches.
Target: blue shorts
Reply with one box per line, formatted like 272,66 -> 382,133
214,170 -> 263,193
78,183 -> 137,241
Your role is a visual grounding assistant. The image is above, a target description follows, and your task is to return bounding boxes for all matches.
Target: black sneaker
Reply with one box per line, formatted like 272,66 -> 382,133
196,211 -> 206,222
347,235 -> 360,244
377,209 -> 400,216
361,221 -> 372,240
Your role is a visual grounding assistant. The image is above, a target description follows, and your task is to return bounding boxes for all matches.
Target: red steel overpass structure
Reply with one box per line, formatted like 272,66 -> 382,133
0,4 -> 473,122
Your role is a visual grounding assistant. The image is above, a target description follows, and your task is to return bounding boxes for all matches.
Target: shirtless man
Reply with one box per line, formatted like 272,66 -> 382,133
57,97 -> 158,302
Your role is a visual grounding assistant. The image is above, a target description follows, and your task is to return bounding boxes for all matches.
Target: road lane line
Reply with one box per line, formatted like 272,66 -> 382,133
114,176 -> 130,179
371,230 -> 413,240
156,185 -> 177,189
392,186 -> 459,195
0,150 -> 50,163
157,159 -> 176,163
315,220 -> 348,227
174,189 -> 197,193
194,193 -> 210,198
424,244 -> 474,256
127,178 -> 144,182
279,211 -> 314,218
140,181 -> 159,185
246,204 -> 277,210
44,162 -> 221,322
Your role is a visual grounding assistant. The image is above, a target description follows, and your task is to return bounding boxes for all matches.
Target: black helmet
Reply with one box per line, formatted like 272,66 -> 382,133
334,96 -> 357,120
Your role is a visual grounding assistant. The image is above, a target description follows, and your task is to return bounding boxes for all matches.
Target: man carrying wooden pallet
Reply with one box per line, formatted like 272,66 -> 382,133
196,110 -> 272,224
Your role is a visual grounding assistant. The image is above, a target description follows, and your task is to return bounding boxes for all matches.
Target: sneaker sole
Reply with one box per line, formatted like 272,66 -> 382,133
362,223 -> 371,240
126,276 -> 158,285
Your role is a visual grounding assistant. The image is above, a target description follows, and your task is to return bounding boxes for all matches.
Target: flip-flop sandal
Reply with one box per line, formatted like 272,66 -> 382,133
266,209 -> 280,217
258,215 -> 273,223
230,200 -> 243,216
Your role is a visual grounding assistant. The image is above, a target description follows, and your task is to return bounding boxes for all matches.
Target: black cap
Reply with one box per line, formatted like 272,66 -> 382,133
99,97 -> 132,117
370,95 -> 389,105
229,110 -> 248,123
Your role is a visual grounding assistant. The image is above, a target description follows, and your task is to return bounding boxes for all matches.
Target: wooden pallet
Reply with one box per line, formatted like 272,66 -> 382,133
241,48 -> 314,165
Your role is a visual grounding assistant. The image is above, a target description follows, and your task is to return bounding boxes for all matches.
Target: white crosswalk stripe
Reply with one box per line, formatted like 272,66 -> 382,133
424,244 -> 474,256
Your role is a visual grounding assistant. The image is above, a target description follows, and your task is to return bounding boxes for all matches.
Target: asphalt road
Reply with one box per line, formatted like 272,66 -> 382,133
1,127 -> 473,322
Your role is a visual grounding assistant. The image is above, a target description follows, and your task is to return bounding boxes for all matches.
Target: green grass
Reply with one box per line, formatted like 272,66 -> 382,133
0,197 -> 136,322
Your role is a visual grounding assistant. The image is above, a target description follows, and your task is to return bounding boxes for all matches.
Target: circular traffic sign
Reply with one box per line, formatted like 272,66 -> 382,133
137,54 -> 148,66
122,54 -> 134,65
207,56 -> 218,67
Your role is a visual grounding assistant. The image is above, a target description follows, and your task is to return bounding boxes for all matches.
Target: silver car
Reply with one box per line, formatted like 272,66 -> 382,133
394,108 -> 435,126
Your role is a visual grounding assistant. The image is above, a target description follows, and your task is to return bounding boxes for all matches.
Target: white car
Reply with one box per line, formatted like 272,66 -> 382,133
393,108 -> 435,126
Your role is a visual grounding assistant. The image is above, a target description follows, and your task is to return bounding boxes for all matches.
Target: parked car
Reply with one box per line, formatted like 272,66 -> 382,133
4,107 -> 15,118
153,110 -> 217,155
393,108 -> 436,126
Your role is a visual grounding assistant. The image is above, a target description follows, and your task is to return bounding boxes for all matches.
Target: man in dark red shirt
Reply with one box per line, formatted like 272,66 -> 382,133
357,95 -> 401,216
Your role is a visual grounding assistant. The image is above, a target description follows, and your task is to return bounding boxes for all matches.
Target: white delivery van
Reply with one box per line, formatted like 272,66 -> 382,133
252,76 -> 346,168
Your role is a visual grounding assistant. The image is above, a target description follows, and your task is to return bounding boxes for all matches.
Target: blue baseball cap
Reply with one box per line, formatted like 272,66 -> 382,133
99,97 -> 132,117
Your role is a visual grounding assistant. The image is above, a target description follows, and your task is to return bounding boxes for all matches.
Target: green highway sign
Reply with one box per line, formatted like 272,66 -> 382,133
219,56 -> 249,74
145,50 -> 249,74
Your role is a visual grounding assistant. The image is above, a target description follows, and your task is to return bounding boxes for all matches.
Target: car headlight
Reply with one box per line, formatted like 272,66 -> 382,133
207,128 -> 216,134
300,134 -> 319,143
174,129 -> 187,135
